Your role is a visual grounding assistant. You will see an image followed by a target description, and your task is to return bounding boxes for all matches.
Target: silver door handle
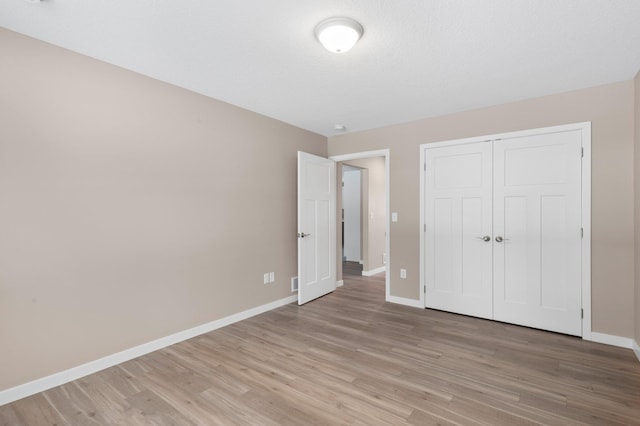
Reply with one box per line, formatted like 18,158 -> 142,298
476,236 -> 491,242
297,233 -> 311,238
495,236 -> 509,242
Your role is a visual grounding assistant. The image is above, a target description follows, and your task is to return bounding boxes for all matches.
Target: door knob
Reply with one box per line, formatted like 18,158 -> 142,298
297,233 -> 311,239
495,236 -> 509,242
476,236 -> 491,242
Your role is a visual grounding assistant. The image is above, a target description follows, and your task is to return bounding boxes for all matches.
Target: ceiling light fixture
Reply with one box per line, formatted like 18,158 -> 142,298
314,17 -> 363,54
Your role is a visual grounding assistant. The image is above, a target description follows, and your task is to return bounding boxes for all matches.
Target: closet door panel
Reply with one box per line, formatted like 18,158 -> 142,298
493,131 -> 582,336
425,142 -> 493,319
502,195 -> 529,304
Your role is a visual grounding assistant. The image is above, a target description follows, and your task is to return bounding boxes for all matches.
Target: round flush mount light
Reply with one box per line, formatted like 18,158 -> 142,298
314,17 -> 363,54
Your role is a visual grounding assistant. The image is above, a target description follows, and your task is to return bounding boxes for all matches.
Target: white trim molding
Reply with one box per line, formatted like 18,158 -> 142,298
588,332 -> 634,349
336,280 -> 344,287
580,122 -> 592,340
0,295 -> 297,406
386,295 -> 423,308
633,340 -> 640,363
418,143 -> 427,308
362,266 -> 386,276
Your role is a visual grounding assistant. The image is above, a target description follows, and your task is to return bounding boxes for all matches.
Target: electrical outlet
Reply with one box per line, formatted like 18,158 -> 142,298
263,273 -> 269,284
291,276 -> 299,292
269,272 -> 275,283
400,268 -> 407,279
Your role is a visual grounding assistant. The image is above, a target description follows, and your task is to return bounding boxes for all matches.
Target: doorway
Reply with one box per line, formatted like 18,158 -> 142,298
331,150 -> 390,301
342,164 -> 363,276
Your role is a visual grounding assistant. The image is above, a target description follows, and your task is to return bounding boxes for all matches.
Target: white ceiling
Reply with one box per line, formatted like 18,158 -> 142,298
2,1 -> 640,136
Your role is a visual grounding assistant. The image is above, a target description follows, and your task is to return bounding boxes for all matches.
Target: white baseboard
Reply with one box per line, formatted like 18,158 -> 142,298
0,295 -> 297,406
336,280 -> 344,287
362,266 -> 386,277
633,340 -> 640,363
588,332 -> 634,349
386,295 -> 423,308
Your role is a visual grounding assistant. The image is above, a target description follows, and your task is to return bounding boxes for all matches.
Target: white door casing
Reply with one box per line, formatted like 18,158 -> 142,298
421,123 -> 590,337
298,151 -> 336,305
424,142 -> 494,319
493,131 -> 583,335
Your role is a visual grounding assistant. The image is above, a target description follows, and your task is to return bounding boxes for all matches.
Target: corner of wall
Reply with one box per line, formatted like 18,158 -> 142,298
634,69 -> 640,347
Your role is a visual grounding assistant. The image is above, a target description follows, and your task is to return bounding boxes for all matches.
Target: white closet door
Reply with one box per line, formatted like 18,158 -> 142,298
493,131 -> 583,336
425,142 -> 493,319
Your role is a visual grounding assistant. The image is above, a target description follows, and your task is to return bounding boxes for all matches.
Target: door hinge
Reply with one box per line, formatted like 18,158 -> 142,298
581,147 -> 584,158
581,227 -> 584,238
424,224 -> 426,232
424,285 -> 427,294
581,308 -> 584,319
424,162 -> 426,171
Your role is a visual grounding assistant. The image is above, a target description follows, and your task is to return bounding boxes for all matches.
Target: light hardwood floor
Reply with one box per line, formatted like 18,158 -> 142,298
342,261 -> 363,276
2,273 -> 640,425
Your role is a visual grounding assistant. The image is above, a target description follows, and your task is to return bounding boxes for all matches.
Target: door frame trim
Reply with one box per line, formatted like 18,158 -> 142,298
330,149 -> 391,302
419,122 -> 592,339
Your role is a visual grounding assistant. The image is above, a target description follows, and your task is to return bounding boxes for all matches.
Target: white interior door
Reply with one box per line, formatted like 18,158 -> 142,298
342,166 -> 361,263
424,142 -> 493,319
298,151 -> 336,305
493,131 -> 583,335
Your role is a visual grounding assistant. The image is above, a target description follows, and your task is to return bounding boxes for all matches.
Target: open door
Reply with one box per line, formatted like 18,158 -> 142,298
298,151 -> 336,305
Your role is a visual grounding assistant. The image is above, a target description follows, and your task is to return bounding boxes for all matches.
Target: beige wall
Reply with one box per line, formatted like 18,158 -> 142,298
329,81 -> 636,338
635,70 -> 640,345
0,29 -> 326,392
343,157 -> 386,273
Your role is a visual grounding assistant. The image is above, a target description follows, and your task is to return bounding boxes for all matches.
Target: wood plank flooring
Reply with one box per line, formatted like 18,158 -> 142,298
342,261 -> 363,276
2,273 -> 640,425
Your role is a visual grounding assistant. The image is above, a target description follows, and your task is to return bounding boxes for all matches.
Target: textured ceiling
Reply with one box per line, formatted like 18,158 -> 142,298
2,0 -> 640,136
